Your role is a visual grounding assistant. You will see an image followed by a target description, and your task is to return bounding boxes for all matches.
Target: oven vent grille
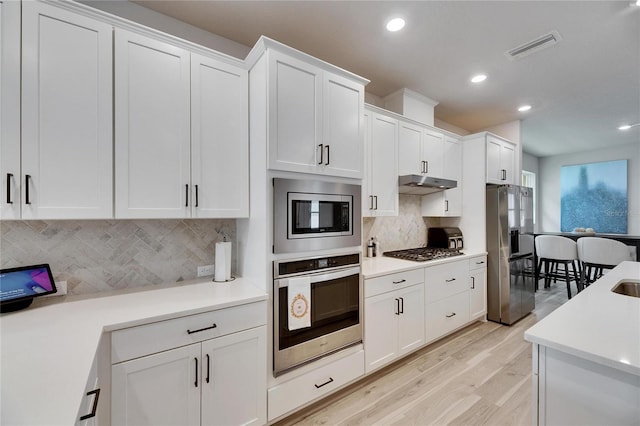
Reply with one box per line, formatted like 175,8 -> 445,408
505,31 -> 561,60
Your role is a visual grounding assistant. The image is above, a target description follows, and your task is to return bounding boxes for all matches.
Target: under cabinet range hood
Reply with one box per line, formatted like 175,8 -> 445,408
398,175 -> 457,195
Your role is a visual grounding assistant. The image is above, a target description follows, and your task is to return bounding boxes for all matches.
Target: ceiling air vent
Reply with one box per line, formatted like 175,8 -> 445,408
505,30 -> 562,60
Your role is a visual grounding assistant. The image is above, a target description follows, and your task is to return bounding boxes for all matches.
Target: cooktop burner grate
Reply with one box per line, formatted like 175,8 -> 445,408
383,247 -> 463,262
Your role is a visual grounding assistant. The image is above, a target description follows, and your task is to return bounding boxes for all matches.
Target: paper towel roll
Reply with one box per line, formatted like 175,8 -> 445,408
214,241 -> 232,282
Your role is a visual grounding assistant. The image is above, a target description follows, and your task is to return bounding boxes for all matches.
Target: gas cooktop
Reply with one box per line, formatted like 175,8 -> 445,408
383,247 -> 463,262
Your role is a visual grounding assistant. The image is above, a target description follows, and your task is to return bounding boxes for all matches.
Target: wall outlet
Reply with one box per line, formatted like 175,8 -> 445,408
44,280 -> 67,297
197,264 -> 215,277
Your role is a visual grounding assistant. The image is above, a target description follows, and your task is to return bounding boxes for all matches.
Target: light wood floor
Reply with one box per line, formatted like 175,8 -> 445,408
276,282 -> 569,426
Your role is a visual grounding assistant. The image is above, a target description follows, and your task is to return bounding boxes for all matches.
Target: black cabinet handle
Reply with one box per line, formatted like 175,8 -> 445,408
6,173 -> 13,204
374,195 -> 378,210
194,358 -> 198,387
185,184 -> 189,207
314,377 -> 334,389
206,353 -> 210,384
79,388 -> 100,421
187,323 -> 217,334
501,169 -> 506,180
399,297 -> 404,314
445,200 -> 449,212
445,278 -> 456,283
195,185 -> 199,208
325,145 -> 330,165
318,144 -> 324,165
471,276 -> 476,289
446,312 -> 456,318
369,195 -> 374,210
392,279 -> 406,284
394,298 -> 400,315
425,161 -> 429,174
475,261 -> 485,265
25,175 -> 32,205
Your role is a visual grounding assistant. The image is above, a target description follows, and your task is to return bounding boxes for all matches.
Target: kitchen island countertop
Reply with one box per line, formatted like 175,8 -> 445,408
525,261 -> 640,376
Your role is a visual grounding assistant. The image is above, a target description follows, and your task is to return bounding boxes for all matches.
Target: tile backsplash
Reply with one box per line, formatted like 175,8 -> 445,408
0,219 -> 235,295
363,195 -> 440,253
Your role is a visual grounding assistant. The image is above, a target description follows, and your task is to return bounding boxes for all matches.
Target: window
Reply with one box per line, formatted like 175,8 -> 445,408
522,170 -> 536,225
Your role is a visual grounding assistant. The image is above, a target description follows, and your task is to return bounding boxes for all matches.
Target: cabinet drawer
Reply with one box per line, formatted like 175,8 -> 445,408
425,260 -> 469,303
111,301 -> 267,363
268,349 -> 364,421
365,268 -> 423,298
425,291 -> 470,343
469,255 -> 487,271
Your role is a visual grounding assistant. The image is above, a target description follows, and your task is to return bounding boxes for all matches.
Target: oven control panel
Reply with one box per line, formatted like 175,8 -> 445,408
275,253 -> 360,278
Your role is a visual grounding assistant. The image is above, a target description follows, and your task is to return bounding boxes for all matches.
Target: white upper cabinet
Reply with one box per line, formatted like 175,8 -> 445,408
20,1 -> 113,219
363,109 -> 398,217
422,135 -> 462,217
259,41 -> 367,178
191,53 -> 248,218
0,0 -> 21,220
114,28 -> 191,218
398,122 -> 444,177
486,135 -> 516,184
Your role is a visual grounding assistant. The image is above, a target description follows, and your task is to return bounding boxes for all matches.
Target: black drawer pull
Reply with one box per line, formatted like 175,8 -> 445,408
25,175 -> 31,205
194,357 -> 198,387
318,144 -> 324,165
314,377 -> 334,389
206,353 -> 210,383
445,278 -> 456,283
79,388 -> 100,421
187,323 -> 217,334
475,261 -> 485,265
392,279 -> 406,284
446,312 -> 456,318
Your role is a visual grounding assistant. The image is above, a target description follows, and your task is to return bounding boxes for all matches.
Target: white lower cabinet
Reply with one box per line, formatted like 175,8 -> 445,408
268,349 -> 364,421
111,303 -> 267,426
425,259 -> 471,343
364,269 -> 425,372
469,255 -> 487,319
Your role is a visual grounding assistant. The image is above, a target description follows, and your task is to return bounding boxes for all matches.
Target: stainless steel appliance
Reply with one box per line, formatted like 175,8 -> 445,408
383,247 -> 463,262
486,184 -> 535,325
427,227 -> 464,249
273,252 -> 362,376
398,175 -> 457,195
273,178 -> 361,254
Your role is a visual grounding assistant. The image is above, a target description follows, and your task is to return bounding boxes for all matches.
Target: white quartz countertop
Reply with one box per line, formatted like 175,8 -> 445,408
525,261 -> 640,376
362,251 -> 487,278
0,277 -> 267,425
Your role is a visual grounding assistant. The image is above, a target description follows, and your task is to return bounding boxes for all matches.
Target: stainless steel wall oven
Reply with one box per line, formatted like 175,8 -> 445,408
273,252 -> 362,376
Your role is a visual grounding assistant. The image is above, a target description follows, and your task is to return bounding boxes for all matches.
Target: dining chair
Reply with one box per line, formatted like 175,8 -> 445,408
535,235 -> 581,299
576,237 -> 635,286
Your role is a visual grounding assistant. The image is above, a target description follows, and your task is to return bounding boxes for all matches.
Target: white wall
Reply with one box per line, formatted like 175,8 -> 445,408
538,142 -> 640,234
80,0 -> 251,59
434,118 -> 470,136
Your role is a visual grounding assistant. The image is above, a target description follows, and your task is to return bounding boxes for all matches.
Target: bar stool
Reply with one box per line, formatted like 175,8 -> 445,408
577,237 -> 635,286
535,235 -> 581,299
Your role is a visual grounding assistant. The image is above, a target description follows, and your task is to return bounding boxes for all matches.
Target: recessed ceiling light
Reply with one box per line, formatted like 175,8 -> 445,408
386,18 -> 405,32
518,105 -> 532,112
635,0 -> 640,6
618,124 -> 633,130
470,74 -> 487,83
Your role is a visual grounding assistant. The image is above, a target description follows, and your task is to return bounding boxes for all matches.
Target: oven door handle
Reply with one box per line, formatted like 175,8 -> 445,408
277,266 -> 361,288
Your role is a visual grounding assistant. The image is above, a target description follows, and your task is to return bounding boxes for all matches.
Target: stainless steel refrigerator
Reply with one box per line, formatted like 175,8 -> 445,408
486,184 -> 535,325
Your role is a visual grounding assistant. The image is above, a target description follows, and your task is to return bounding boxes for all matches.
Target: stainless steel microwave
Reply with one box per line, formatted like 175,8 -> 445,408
273,178 -> 361,254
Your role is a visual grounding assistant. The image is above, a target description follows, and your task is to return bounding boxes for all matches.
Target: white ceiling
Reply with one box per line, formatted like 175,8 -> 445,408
132,0 -> 640,158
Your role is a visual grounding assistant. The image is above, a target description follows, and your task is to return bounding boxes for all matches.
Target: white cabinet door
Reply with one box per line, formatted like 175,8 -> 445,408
364,111 -> 398,217
442,136 -> 462,215
422,128 -> 444,178
268,50 -> 321,174
397,283 -> 425,356
486,136 -> 515,184
111,344 -> 201,426
500,141 -> 515,184
364,290 -> 398,372
398,121 -> 423,175
201,327 -> 267,426
469,268 -> 487,319
115,28 -> 190,218
191,53 -> 248,218
0,0 -> 20,219
21,2 -> 113,219
322,72 -> 363,178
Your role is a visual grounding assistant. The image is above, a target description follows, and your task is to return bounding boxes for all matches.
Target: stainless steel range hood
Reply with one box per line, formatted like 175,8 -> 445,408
398,175 -> 457,195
